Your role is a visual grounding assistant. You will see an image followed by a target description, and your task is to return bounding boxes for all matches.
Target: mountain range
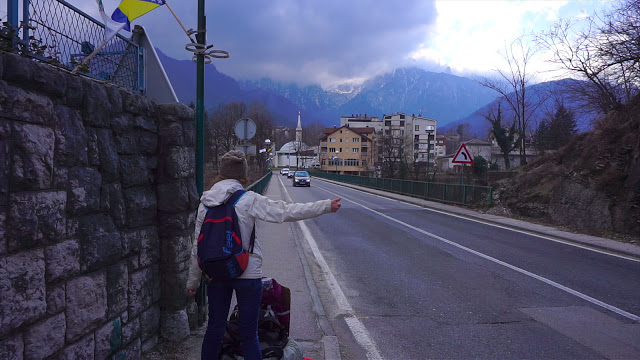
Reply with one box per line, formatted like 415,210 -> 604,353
157,49 -> 590,135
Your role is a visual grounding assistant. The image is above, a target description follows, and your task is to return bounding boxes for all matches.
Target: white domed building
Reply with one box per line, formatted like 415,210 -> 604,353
274,112 -> 316,169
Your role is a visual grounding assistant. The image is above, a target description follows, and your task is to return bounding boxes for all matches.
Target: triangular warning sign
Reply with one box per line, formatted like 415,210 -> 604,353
452,144 -> 474,164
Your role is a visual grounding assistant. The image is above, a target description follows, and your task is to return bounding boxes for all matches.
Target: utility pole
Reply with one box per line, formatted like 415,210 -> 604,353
195,0 -> 206,196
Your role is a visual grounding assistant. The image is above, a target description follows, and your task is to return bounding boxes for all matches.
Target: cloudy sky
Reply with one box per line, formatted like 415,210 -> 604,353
5,0 -> 613,88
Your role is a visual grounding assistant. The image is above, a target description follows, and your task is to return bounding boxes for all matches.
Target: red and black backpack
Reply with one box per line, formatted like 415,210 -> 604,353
197,190 -> 255,281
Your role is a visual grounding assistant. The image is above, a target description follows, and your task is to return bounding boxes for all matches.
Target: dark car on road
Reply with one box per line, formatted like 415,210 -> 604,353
292,171 -> 311,187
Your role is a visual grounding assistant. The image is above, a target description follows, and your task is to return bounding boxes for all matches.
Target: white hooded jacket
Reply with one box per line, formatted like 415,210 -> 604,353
186,179 -> 332,289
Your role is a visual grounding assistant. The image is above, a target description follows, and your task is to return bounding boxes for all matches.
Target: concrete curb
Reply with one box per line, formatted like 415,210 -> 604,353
316,178 -> 640,260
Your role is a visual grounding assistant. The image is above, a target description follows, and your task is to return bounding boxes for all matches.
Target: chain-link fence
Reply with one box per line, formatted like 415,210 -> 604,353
1,0 -> 142,92
310,171 -> 494,206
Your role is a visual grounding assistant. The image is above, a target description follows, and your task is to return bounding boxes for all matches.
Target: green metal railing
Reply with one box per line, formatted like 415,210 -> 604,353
310,171 -> 493,205
1,0 -> 143,92
195,170 -> 273,326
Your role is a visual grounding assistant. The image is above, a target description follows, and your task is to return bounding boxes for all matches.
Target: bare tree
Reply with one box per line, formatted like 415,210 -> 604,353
535,0 -> 640,115
205,102 -> 247,170
478,36 -> 544,166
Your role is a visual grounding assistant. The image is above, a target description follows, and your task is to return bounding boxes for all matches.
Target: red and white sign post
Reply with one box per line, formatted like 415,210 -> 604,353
452,144 -> 474,183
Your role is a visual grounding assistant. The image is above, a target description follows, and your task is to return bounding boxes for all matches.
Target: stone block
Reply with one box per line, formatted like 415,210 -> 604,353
107,85 -> 123,114
186,178 -> 200,209
0,249 -> 46,334
121,338 -> 141,360
160,310 -> 189,342
96,129 -> 120,183
158,121 -> 183,147
122,90 -> 153,116
54,106 -> 88,167
157,180 -> 189,212
182,120 -> 196,147
139,306 -> 160,339
67,167 -> 102,216
139,228 -> 160,268
141,335 -> 157,354
0,140 -> 8,205
95,318 -> 123,359
0,81 -> 54,124
0,332 -> 23,360
100,183 -> 126,228
121,227 -> 148,256
0,52 -> 3,78
135,116 -> 157,133
64,75 -> 85,109
123,187 -> 157,228
66,216 -> 79,239
122,317 -> 140,346
78,214 -> 121,270
128,267 -> 160,317
107,262 -> 128,318
158,211 -> 195,238
8,191 -> 66,251
160,269 -> 189,311
3,52 -> 33,85
45,239 -> 80,282
24,312 -> 65,360
0,206 -> 5,255
160,231 -> 192,265
11,122 -> 54,190
61,333 -> 94,360
157,103 -> 193,120
65,272 -> 107,341
47,283 -> 65,315
82,80 -> 109,128
111,113 -> 135,133
52,166 -> 68,190
31,63 -> 66,99
137,131 -> 158,155
120,155 -> 151,188
114,131 -> 138,155
86,128 -> 100,166
163,146 -> 195,179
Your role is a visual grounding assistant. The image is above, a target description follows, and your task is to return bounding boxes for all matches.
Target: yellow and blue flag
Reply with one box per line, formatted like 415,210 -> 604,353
111,0 -> 166,31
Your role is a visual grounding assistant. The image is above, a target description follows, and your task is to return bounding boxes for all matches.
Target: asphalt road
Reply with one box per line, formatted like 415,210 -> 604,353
277,175 -> 640,360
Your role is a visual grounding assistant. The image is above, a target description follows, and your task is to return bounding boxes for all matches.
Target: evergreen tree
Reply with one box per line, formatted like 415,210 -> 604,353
548,103 -> 578,149
534,102 -> 578,151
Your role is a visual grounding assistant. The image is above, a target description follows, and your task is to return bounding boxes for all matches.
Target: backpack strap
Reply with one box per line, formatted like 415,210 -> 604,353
226,190 -> 256,254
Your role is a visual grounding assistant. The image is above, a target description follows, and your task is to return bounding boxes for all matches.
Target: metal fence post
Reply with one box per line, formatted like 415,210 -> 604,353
22,0 -> 30,43
8,0 -> 18,27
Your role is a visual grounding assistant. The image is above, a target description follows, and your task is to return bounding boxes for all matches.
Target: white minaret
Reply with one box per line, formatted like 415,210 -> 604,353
295,111 -> 303,144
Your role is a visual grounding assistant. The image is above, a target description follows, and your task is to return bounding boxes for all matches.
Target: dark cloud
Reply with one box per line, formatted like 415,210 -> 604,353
142,1 -> 438,87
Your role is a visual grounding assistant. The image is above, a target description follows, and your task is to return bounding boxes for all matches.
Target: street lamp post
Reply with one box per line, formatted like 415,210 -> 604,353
335,150 -> 339,174
264,139 -> 271,171
425,126 -> 434,181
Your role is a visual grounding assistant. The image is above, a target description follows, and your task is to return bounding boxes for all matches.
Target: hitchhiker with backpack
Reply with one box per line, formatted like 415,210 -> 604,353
185,150 -> 341,360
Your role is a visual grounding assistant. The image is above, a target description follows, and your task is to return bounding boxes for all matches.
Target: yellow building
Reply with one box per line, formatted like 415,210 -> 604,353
320,126 -> 376,175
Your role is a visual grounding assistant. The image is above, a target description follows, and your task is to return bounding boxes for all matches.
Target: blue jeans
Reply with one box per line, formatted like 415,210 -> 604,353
201,278 -> 263,360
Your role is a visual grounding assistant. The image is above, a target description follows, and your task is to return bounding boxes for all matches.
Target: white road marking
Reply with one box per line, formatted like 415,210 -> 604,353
314,182 -> 640,323
314,179 -> 640,263
277,175 -> 384,360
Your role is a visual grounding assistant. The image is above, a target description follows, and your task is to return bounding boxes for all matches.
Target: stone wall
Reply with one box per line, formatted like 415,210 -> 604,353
0,52 -> 198,359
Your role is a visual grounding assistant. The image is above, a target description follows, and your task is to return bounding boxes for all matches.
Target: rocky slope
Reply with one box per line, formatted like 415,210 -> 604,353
494,95 -> 640,236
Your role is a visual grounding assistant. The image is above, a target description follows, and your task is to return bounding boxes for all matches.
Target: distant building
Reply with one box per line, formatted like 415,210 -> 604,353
274,112 -> 315,169
381,113 -> 437,163
320,126 -> 376,175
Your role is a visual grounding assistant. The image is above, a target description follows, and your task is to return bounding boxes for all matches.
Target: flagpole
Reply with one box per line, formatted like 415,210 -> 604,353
71,22 -> 126,74
164,1 -> 196,43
